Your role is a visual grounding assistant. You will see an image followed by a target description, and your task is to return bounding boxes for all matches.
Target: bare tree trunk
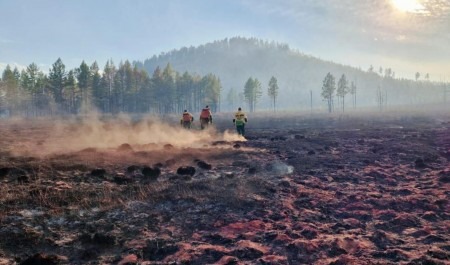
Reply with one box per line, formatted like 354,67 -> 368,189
273,96 -> 276,112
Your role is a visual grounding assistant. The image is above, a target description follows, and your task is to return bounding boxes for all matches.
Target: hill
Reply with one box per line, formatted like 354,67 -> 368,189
137,37 -> 444,112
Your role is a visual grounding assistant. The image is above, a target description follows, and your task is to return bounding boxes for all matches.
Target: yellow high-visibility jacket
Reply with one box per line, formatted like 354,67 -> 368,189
234,111 -> 247,126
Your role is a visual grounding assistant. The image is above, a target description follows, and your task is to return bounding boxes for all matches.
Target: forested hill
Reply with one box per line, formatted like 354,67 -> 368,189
1,37 -> 445,118
136,37 -> 444,111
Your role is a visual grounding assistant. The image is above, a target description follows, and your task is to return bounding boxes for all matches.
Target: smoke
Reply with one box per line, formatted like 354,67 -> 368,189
223,129 -> 247,142
28,113 -> 246,155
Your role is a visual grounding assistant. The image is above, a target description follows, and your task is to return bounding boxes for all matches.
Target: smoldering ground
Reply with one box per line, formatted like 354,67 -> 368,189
0,110 -> 449,264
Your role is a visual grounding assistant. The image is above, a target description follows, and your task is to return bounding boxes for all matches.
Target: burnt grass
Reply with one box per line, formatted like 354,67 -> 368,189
0,114 -> 449,264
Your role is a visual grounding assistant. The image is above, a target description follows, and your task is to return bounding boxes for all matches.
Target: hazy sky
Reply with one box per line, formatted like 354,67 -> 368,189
0,0 -> 449,81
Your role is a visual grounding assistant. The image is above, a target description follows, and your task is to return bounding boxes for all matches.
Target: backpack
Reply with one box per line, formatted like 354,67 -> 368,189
182,113 -> 192,122
200,108 -> 210,119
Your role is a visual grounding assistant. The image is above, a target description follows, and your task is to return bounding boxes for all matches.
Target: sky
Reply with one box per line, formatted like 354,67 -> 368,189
0,0 -> 449,81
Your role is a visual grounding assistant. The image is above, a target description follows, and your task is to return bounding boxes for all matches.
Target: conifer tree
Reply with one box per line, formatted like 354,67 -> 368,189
1,65 -> 21,115
244,77 -> 262,112
102,60 -> 116,113
337,74 -> 348,112
349,81 -> 357,108
268,76 -> 279,112
321,72 -> 336,113
90,62 -> 103,111
48,58 -> 67,111
66,70 -> 78,113
76,61 -> 91,112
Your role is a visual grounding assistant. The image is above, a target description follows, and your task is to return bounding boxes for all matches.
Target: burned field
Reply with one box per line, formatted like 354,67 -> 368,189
0,114 -> 449,264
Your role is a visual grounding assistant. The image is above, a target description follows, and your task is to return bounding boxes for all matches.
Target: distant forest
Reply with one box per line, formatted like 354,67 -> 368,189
0,60 -> 221,117
0,37 -> 448,117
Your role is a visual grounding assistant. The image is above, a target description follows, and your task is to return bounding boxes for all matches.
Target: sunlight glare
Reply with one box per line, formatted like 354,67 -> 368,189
391,0 -> 425,13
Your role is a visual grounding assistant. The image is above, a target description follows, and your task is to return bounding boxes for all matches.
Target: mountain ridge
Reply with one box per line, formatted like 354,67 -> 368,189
136,37 -> 441,111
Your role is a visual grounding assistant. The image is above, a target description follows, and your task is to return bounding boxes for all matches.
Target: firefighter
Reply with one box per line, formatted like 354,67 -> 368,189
233,107 -> 247,136
199,105 -> 212,129
180,110 -> 194,129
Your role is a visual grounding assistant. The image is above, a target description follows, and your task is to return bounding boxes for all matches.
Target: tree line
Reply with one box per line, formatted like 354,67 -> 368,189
320,68 -> 446,113
1,36 -> 447,117
0,57 -> 281,117
0,59 -> 222,117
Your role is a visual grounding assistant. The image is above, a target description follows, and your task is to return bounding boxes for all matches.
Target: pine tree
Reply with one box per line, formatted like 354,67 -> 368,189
76,61 -> 91,113
267,76 -> 279,112
102,60 -> 116,113
349,81 -> 357,108
337,74 -> 348,112
130,64 -> 141,113
35,72 -> 50,115
134,67 -> 151,113
66,70 -> 78,113
90,62 -> 103,111
113,61 -> 133,112
176,71 -> 194,113
321,72 -> 336,113
120,60 -> 133,112
21,63 -> 39,94
226,87 -> 239,111
1,65 -> 21,115
151,66 -> 163,113
161,63 -> 176,113
244,77 -> 262,112
20,63 -> 41,115
48,58 -> 67,111
200,74 -> 221,112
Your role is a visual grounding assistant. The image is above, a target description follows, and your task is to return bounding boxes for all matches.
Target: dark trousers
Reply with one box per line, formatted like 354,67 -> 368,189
182,121 -> 191,129
200,118 -> 210,129
236,124 -> 245,136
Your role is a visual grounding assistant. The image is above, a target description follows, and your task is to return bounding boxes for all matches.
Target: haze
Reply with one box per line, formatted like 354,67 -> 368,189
0,0 -> 449,81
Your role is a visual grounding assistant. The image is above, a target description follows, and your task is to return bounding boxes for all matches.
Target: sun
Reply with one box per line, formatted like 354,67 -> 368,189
391,0 -> 425,13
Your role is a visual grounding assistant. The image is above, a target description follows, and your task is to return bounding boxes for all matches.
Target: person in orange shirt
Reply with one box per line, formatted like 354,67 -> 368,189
180,110 -> 194,129
199,105 -> 212,129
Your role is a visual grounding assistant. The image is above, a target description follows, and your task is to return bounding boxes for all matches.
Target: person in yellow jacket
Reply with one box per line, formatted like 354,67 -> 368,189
233,107 -> 247,136
180,110 -> 194,129
199,105 -> 212,129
